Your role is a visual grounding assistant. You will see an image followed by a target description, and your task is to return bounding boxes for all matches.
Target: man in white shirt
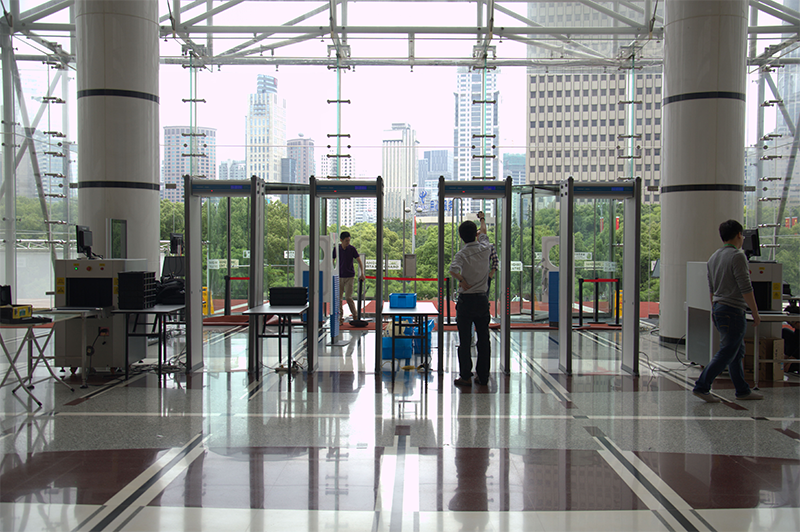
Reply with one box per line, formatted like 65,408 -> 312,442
449,212 -> 492,387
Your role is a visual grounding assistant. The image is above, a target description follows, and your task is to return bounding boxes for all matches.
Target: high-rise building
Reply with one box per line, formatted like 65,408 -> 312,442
161,126 -> 217,202
219,159 -> 246,180
320,150 -> 356,227
286,135 -> 316,221
454,67 -> 499,214
245,75 -> 286,183
503,153 -> 526,186
382,123 -> 418,220
287,135 -> 315,184
525,2 -> 663,204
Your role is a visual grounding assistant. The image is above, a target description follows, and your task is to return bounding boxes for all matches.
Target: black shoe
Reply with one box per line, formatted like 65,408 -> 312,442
454,378 -> 472,387
474,376 -> 488,386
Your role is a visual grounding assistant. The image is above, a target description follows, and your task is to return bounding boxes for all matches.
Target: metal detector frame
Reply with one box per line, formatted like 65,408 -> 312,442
309,177 -> 384,372
437,176 -> 513,374
185,176 -> 312,374
558,177 -> 641,375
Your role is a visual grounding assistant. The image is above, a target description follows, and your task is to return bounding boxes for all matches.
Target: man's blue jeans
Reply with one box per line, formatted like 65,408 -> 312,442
693,303 -> 752,397
456,293 -> 491,382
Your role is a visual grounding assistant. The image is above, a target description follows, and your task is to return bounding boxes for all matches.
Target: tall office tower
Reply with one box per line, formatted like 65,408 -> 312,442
320,150 -> 356,227
287,135 -> 316,220
353,196 -> 378,225
421,149 -> 453,186
525,2 -> 663,205
454,67 -> 499,214
383,123 -> 418,220
503,153 -> 526,186
218,159 -> 246,180
245,75 -> 286,183
287,134 -> 315,184
161,126 -> 217,202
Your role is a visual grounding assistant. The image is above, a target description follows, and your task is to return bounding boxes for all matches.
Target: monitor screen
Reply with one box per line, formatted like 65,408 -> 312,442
170,233 -> 184,255
76,225 -> 92,255
742,229 -> 760,259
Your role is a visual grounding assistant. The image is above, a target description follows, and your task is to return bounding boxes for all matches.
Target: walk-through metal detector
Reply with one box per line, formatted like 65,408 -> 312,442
308,177 -> 384,372
558,177 -> 641,375
438,176 -> 513,373
185,175 -> 297,374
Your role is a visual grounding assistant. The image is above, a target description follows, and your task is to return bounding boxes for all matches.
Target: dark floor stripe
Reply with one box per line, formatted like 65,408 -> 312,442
722,400 -> 748,411
64,377 -> 127,406
390,434 -> 407,532
775,427 -> 800,441
690,508 -> 718,532
522,357 -> 573,406
89,434 -> 204,531
113,505 -> 145,532
587,427 -> 699,532
651,509 -> 677,532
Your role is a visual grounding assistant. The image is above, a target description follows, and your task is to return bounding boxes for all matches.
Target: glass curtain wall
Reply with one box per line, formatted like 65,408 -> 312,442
1,26 -> 75,308
11,0 -> 800,320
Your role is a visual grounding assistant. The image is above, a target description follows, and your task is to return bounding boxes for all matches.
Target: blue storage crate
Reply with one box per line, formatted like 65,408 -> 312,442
405,319 -> 435,355
382,336 -> 413,360
389,293 -> 417,308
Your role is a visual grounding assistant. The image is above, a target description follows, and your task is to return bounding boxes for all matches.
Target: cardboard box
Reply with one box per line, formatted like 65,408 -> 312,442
744,338 -> 783,368
742,338 -> 785,381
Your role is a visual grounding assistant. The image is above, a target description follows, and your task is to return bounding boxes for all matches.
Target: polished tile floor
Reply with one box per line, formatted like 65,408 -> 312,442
1,322 -> 799,531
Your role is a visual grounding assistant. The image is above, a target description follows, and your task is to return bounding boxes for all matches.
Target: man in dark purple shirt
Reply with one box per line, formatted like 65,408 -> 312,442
333,231 -> 366,325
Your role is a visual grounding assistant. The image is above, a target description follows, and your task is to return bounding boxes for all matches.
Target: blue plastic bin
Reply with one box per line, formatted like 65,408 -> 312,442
405,319 -> 435,355
389,293 -> 417,308
382,336 -> 413,359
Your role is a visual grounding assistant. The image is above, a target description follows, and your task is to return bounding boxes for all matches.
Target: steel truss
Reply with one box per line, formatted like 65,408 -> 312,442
2,0 -> 800,278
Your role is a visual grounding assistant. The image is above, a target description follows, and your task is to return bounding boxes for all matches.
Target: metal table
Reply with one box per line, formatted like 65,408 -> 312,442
244,303 -> 309,369
114,304 -> 186,378
382,301 -> 438,371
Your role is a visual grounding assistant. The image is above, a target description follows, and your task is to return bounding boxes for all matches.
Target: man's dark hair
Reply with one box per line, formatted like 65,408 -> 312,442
340,231 -> 351,240
718,220 -> 743,242
459,220 -> 478,243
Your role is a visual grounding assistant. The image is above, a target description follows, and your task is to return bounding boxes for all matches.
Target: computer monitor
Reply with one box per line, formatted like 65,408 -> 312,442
170,233 -> 184,255
76,225 -> 93,258
742,228 -> 760,259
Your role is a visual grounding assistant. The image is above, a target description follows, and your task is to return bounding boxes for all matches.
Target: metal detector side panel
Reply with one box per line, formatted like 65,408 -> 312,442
558,178 -> 574,374
621,177 -> 641,376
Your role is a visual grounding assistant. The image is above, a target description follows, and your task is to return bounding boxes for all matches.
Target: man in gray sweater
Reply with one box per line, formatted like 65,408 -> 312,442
693,219 -> 763,402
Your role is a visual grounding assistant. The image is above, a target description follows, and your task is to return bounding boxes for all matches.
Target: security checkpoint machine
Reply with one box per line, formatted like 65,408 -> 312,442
437,176 -> 513,374
54,258 -> 147,369
686,259 -> 784,365
558,177 -> 642,375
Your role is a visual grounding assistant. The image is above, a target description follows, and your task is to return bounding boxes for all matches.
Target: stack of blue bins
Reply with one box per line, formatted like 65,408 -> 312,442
382,294 -> 417,360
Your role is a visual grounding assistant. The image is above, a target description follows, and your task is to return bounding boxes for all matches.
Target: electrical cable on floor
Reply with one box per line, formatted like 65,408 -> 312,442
673,334 -> 695,368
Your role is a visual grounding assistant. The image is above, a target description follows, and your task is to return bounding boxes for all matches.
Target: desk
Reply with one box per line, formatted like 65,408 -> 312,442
0,311 -> 93,406
114,304 -> 185,379
382,302 -> 438,371
244,303 -> 309,369
748,311 -> 799,389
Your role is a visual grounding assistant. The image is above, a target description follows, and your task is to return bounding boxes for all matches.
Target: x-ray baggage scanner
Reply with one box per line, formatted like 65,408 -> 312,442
309,177 -> 384,372
558,177 -> 641,375
438,176 -> 513,373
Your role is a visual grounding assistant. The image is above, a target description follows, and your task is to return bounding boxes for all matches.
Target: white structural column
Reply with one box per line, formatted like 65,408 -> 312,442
660,0 -> 748,342
76,0 -> 160,271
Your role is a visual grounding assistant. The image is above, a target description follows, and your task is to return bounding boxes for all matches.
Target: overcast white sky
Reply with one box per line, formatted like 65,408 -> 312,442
158,62 -> 528,175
